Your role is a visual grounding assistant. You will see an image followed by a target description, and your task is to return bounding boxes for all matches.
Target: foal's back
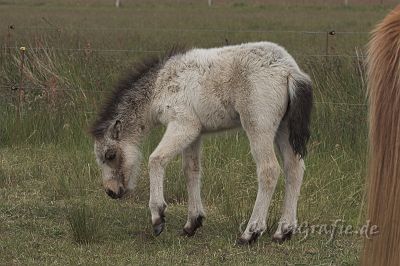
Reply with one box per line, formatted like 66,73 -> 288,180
153,42 -> 300,132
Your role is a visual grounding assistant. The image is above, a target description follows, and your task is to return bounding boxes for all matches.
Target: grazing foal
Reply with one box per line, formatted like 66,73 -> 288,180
90,42 -> 313,244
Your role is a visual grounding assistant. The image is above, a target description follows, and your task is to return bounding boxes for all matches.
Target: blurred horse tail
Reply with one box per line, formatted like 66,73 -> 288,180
364,5 -> 400,265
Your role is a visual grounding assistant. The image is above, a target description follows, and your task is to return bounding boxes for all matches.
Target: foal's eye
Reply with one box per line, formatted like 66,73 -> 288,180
105,150 -> 116,161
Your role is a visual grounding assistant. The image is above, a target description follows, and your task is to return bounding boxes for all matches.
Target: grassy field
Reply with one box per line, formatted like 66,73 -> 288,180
0,1 -> 393,264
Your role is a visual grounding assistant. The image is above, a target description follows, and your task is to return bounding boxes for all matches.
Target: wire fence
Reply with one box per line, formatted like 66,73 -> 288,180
6,25 -> 370,35
1,26 -> 369,108
3,25 -> 370,59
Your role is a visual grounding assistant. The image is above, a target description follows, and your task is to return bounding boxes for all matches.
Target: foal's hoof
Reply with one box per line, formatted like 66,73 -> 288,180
181,215 -> 204,237
272,230 -> 293,244
236,231 -> 261,246
153,222 -> 165,236
152,217 -> 165,236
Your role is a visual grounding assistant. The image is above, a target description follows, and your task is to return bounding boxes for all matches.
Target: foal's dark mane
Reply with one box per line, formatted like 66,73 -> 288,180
89,46 -> 186,138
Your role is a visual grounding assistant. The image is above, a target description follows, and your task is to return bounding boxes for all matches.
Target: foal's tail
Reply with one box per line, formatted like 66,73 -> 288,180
286,71 -> 313,158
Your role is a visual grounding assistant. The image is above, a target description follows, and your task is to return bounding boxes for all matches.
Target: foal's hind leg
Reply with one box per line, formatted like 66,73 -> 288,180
237,120 -> 281,245
181,137 -> 205,236
272,122 -> 305,243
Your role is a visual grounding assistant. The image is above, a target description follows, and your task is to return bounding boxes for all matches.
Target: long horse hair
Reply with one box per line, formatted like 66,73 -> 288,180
364,5 -> 400,265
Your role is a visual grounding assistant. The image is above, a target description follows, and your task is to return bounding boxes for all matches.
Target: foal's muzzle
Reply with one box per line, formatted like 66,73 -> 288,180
105,187 -> 124,199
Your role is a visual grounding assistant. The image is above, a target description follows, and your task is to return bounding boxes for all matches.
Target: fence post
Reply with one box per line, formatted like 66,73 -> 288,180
325,30 -> 335,56
5,25 -> 14,55
208,0 -> 212,7
115,0 -> 121,7
17,47 -> 26,118
85,41 -> 92,60
14,46 -> 26,139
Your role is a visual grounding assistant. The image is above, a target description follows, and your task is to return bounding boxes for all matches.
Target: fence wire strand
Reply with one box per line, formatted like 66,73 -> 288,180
2,46 -> 367,58
0,84 -> 367,106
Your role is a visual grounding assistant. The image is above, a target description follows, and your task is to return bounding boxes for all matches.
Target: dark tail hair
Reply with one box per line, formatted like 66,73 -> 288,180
287,72 -> 313,158
363,5 -> 400,265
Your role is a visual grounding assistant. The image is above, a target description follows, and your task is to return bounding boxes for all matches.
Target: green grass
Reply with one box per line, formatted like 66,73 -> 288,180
0,0 -> 392,264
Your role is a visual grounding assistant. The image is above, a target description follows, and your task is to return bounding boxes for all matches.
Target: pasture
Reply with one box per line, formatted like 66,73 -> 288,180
0,1 -> 393,264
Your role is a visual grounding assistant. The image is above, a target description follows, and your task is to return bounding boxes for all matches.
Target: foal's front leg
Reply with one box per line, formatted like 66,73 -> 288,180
182,137 -> 205,236
148,121 -> 201,236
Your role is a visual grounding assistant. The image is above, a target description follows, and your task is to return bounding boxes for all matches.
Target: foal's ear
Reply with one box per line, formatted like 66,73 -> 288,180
111,120 -> 122,140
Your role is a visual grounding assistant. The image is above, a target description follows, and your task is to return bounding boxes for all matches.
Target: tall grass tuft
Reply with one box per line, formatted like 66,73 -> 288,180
67,202 -> 100,244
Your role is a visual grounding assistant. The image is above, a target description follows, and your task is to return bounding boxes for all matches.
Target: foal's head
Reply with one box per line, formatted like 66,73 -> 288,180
89,47 -> 186,199
92,120 -> 142,199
